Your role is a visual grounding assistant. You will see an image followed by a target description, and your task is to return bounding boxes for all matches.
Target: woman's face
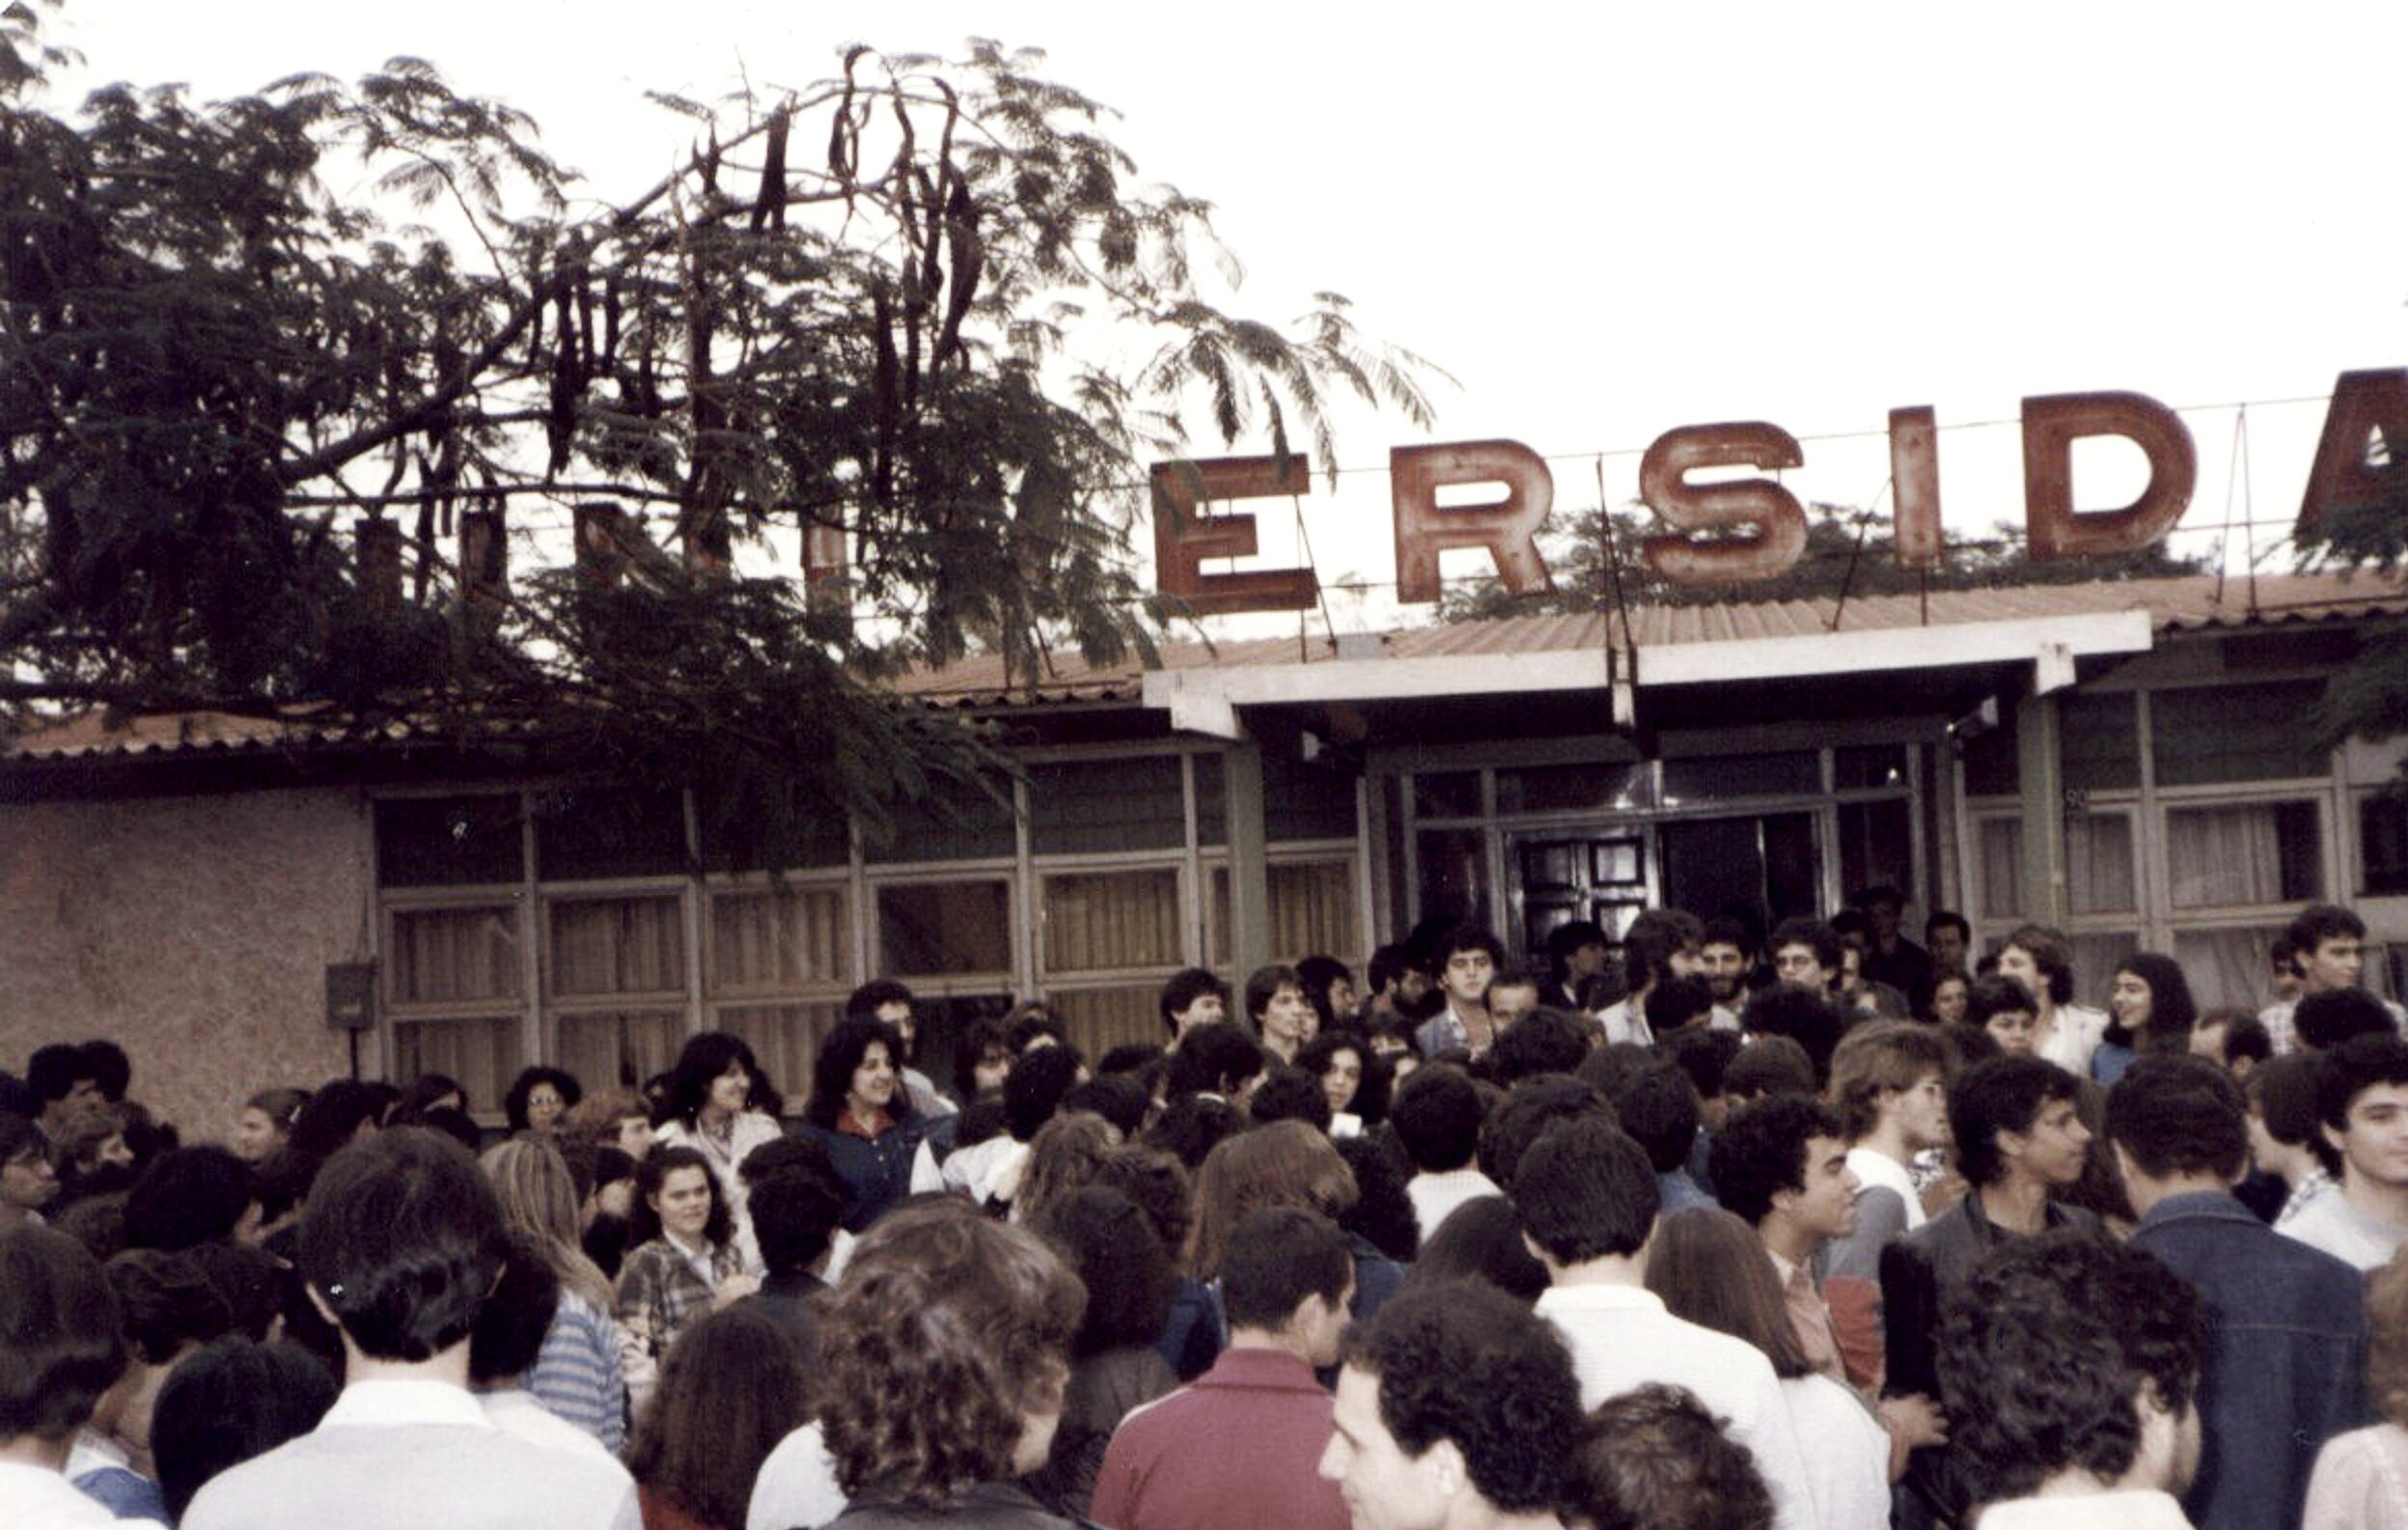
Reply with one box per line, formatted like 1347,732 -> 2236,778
848,1042 -> 899,1117
1930,975 -> 1970,1027
1985,1008 -> 2040,1057
1,1147 -> 58,1210
650,1165 -> 714,1243
706,1060 -> 751,1120
234,1107 -> 283,1162
1320,1046 -> 1364,1114
525,1083 -> 566,1132
2111,972 -> 2154,1032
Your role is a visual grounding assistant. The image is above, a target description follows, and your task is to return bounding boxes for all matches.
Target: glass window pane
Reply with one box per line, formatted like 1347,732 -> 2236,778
877,880 -> 1012,976
1042,870 -> 1184,973
1047,985 -> 1170,1060
1838,798 -> 1914,904
709,1003 -> 842,1105
2060,693 -> 2140,793
1834,745 -> 1909,792
393,1015 -> 523,1111
2067,932 -> 2139,1010
2172,927 -> 2283,1014
2363,794 -> 2408,897
554,1011 -> 691,1099
1417,828 -> 1490,931
1662,752 -> 1819,804
2065,814 -> 2136,915
1412,771 -> 1483,820
1978,819 -> 2023,921
2167,801 -> 2321,908
1029,758 -> 1187,855
2151,682 -> 2329,786
1272,860 -> 1359,961
708,886 -> 853,995
1494,763 -> 1655,816
533,787 -> 687,880
695,778 -> 849,873
1962,705 -> 2019,796
390,905 -> 524,1004
376,796 -> 523,887
869,780 -> 1017,864
547,896 -> 686,998
1264,754 -> 1361,843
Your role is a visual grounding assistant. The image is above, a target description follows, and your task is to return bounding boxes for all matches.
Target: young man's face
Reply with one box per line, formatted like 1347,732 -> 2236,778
2305,934 -> 2366,996
1772,942 -> 1830,993
1259,984 -> 1317,1048
2004,1096 -> 2092,1188
1997,946 -> 2049,1011
1486,981 -> 1538,1032
1985,1008 -> 2040,1056
1442,948 -> 1495,1008
1779,1133 -> 1860,1241
1666,941 -> 1703,980
1320,1365 -> 1443,1530
1927,922 -> 1969,973
1170,991 -> 1226,1037
1887,1071 -> 1951,1152
1567,939 -> 1610,982
1698,941 -> 1745,1002
2327,1081 -> 2408,1192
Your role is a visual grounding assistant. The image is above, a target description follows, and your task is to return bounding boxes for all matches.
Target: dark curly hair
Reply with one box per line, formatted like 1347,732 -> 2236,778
1514,1118 -> 1658,1265
1706,1095 -> 1842,1230
1950,1056 -> 2081,1188
806,1018 -> 915,1132
1086,1143 -> 1193,1258
1476,1075 -> 1616,1193
1937,1231 -> 2203,1503
1335,1132 -> 1420,1263
816,1201 -> 1085,1506
626,1303 -> 810,1530
1339,1280 -> 1581,1513
502,1066 -> 583,1134
1298,1030 -> 1394,1127
1571,1382 -> 1775,1530
1490,1008 -> 1594,1084
1028,1185 -> 1176,1355
1247,1066 -> 1334,1134
2104,1054 -> 2248,1182
666,1032 -> 775,1128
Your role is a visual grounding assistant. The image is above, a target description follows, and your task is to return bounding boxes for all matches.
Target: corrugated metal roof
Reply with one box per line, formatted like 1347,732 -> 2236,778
12,572 -> 2403,759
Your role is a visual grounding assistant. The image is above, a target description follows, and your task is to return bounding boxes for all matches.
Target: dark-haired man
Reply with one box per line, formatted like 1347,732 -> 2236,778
1390,1067 -> 1499,1247
1159,967 -> 1231,1046
1517,1119 -> 1812,1530
2109,1055 -> 2367,1530
1594,908 -> 1701,1046
1880,1057 -> 2101,1527
1937,1233 -> 2205,1528
1095,1207 -> 1353,1530
2282,1032 -> 2408,1270
183,1129 -> 640,1530
1317,1281 -> 1585,1530
1417,927 -> 1505,1058
1709,1095 -> 1857,1380
0,1227 -> 126,1529
2258,902 -> 2404,1056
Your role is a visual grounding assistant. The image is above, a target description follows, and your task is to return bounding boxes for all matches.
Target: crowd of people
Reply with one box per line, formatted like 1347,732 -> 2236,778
10,891 -> 2408,1530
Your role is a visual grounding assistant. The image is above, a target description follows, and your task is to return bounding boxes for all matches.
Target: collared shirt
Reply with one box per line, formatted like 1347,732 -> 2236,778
184,1378 -> 641,1530
1407,1166 -> 1502,1247
2260,995 -> 2408,1056
1536,1283 -> 1813,1530
2280,1167 -> 2338,1227
1768,1248 -> 1843,1382
2283,1186 -> 2408,1272
1092,1348 -> 1349,1530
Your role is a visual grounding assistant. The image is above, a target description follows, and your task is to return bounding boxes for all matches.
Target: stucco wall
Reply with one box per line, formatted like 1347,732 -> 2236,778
0,787 -> 370,1145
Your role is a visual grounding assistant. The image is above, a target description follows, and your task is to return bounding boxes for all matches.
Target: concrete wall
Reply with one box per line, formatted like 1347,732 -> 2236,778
0,787 -> 370,1145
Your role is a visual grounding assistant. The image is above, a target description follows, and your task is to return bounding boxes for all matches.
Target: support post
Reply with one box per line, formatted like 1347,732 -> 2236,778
1225,737 -> 1272,979
2016,689 -> 2069,930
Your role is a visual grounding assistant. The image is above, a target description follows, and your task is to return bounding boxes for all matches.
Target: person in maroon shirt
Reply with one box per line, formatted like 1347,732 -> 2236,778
1092,1207 -> 1354,1530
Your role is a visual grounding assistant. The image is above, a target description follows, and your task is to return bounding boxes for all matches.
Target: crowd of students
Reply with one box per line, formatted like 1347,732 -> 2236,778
8,893 -> 2408,1530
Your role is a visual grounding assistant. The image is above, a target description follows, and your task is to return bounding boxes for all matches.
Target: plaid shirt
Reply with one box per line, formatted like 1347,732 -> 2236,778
614,1236 -> 740,1368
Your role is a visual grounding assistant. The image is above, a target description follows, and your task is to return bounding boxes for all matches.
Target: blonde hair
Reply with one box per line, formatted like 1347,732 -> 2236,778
481,1138 -> 613,1311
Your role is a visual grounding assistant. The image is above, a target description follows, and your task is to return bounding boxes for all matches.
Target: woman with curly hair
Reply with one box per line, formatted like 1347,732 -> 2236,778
814,1200 -> 1086,1529
798,1017 -> 931,1233
613,1145 -> 757,1414
1021,1186 -> 1177,1517
626,1304 -> 809,1530
504,1065 -> 584,1138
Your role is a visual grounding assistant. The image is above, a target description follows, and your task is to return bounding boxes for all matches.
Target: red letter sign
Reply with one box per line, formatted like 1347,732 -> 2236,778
1390,441 -> 1556,604
2021,392 -> 2196,560
1639,423 -> 1809,585
1150,456 -> 1316,616
2298,369 -> 2408,537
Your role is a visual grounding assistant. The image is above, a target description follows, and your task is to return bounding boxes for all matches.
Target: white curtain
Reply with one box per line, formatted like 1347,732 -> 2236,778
2065,815 -> 2137,915
2166,806 -> 2284,908
1979,820 -> 2022,921
2173,928 -> 2278,1013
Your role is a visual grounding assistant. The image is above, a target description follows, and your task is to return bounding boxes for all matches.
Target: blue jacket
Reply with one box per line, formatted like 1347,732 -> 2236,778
801,1114 -> 932,1232
2128,1188 -> 2373,1530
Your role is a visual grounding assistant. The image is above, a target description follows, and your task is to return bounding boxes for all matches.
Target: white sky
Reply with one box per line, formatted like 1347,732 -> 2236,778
43,1 -> 2408,633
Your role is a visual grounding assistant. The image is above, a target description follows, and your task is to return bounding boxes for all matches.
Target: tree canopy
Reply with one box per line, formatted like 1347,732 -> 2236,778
0,1 -> 1431,855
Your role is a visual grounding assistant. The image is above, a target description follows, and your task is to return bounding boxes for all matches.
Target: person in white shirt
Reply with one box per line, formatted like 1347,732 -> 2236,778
0,1225 -> 138,1530
1391,1066 -> 1501,1248
2282,1033 -> 2408,1271
1933,1232 -> 2206,1530
183,1130 -> 640,1530
1592,909 -> 1702,1046
1514,1117 -> 1815,1530
1997,924 -> 2108,1078
1818,1021 -> 1953,1398
2258,903 -> 2408,1056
